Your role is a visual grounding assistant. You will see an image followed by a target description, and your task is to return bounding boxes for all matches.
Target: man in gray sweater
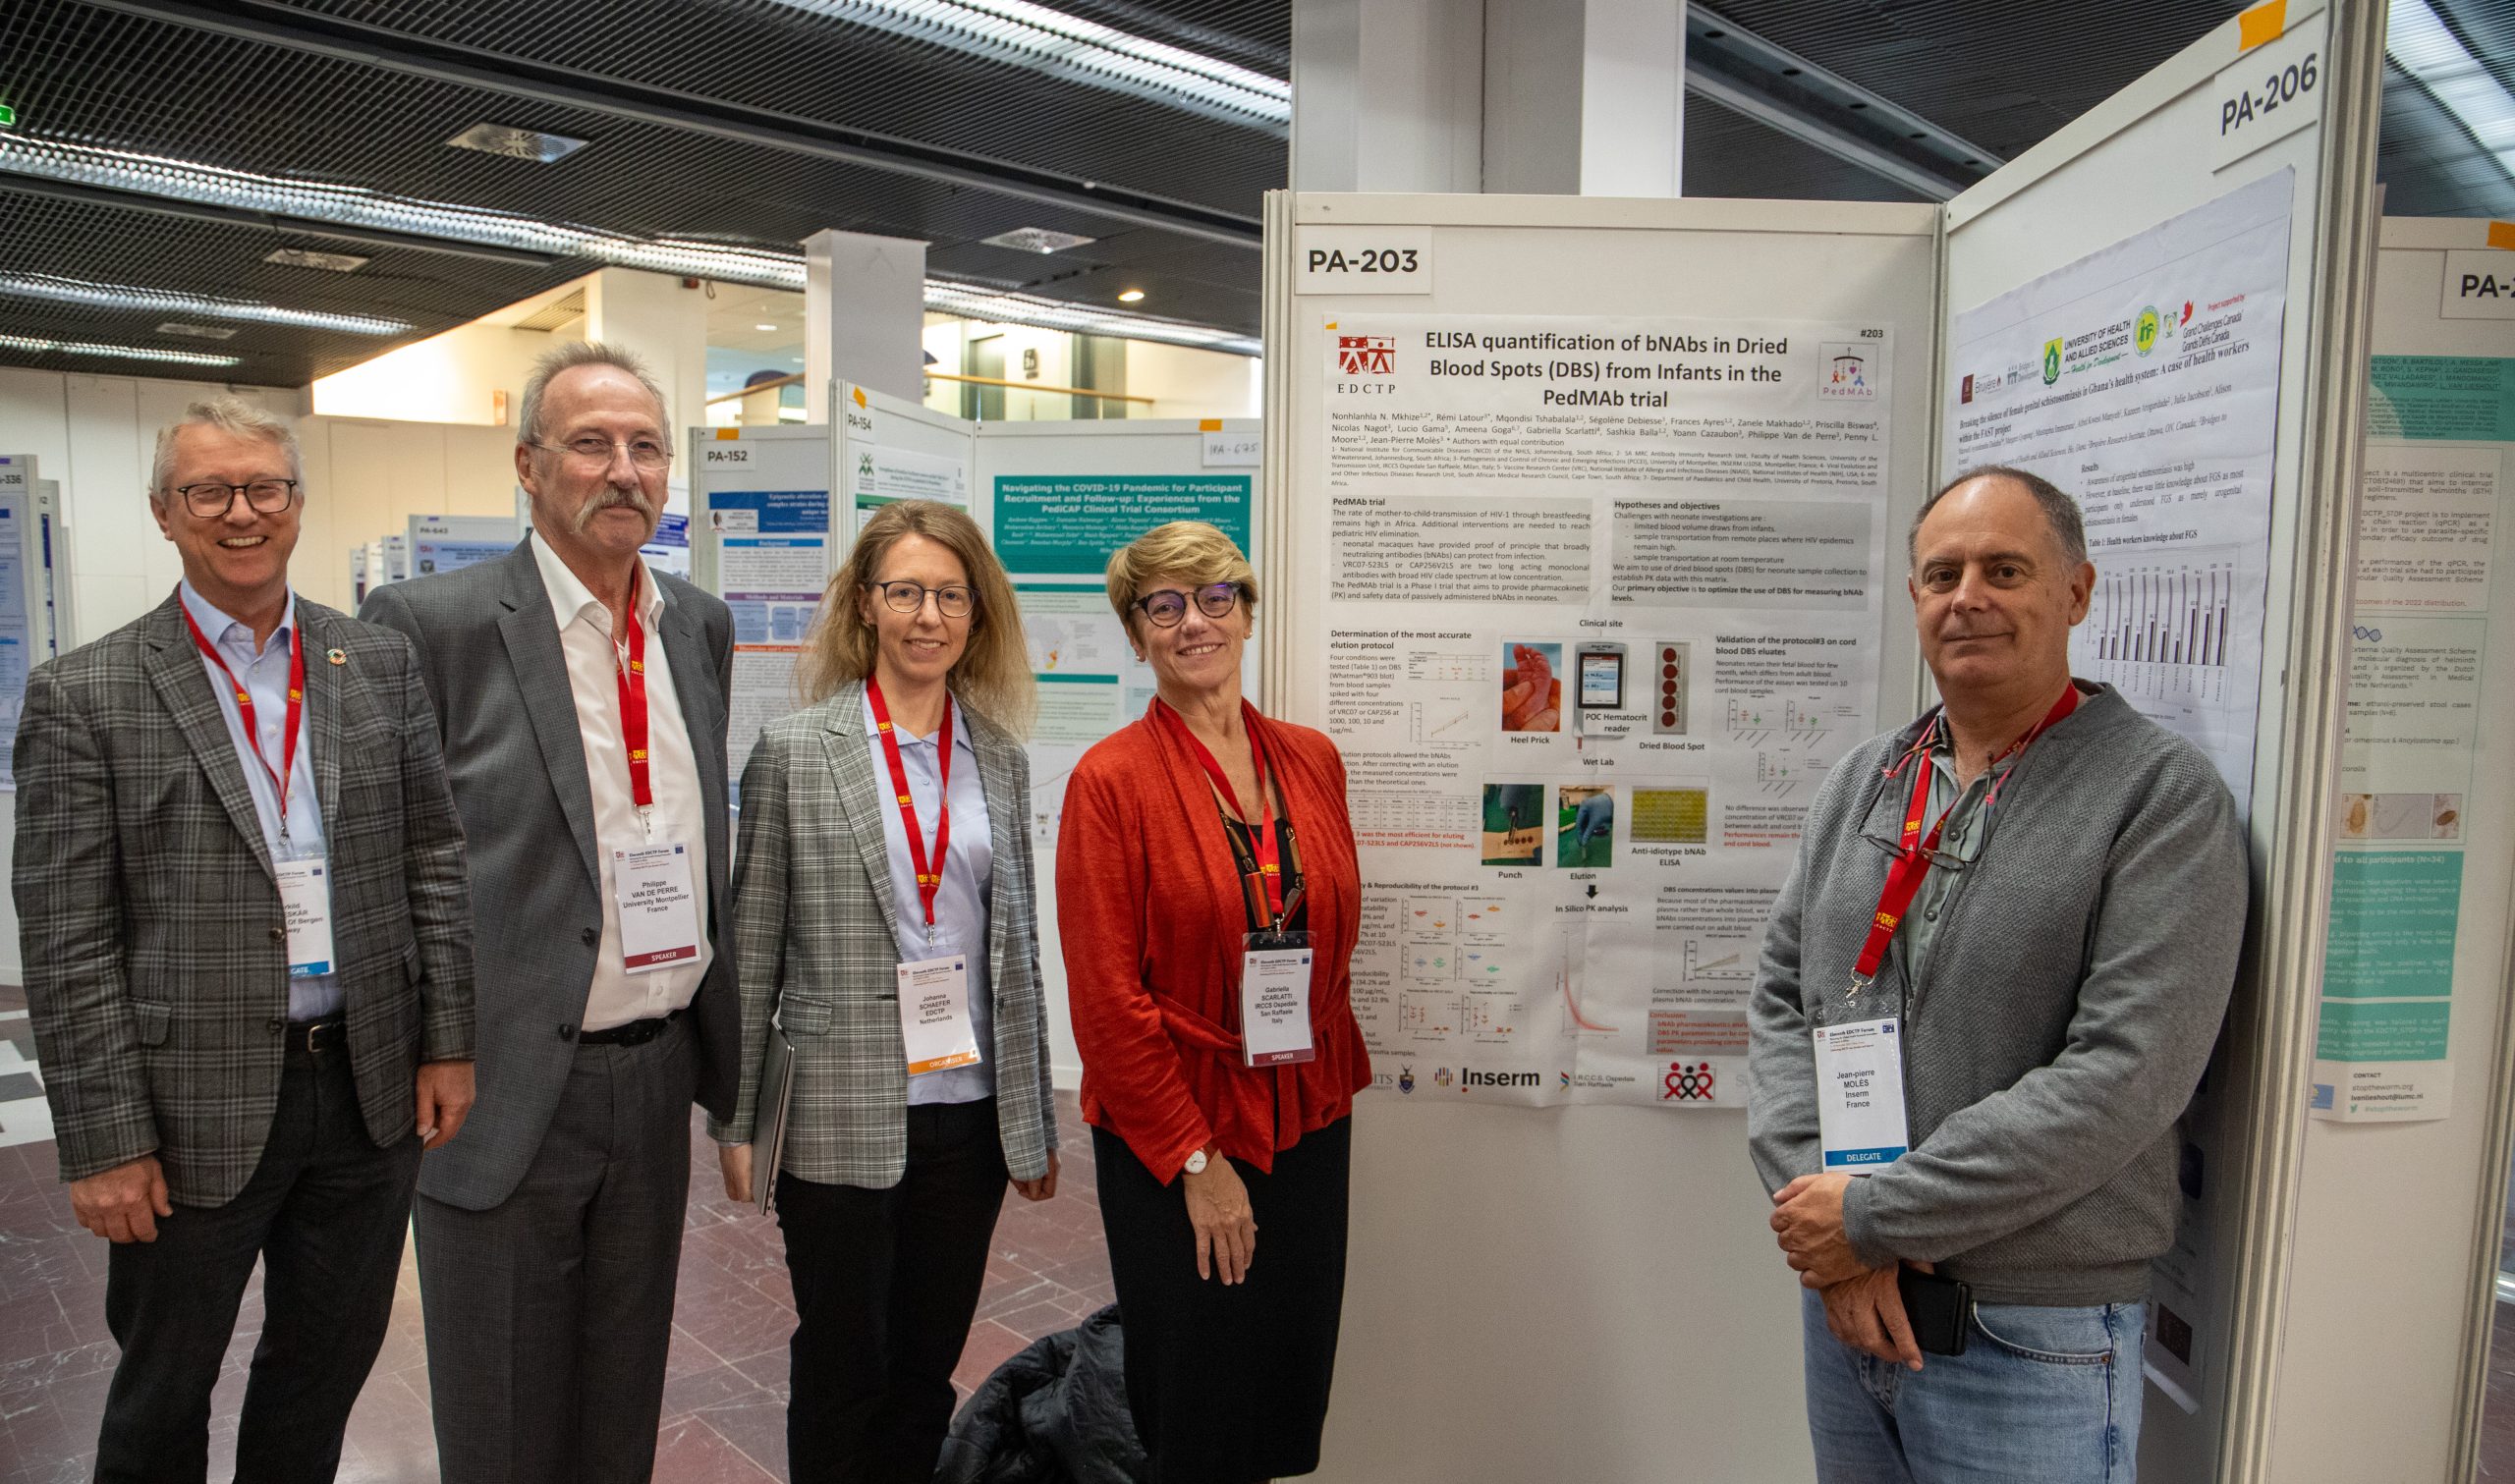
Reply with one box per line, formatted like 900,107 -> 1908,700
1748,466 -> 2249,1483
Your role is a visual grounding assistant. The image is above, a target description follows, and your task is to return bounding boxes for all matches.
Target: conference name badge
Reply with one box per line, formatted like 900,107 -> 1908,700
898,949 -> 981,1075
613,843 -> 701,973
273,855 -> 336,978
1240,930 -> 1317,1069
1813,1017 -> 1910,1172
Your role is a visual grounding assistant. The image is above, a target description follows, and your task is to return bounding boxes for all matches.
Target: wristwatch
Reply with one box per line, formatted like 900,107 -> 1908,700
1184,1146 -> 1211,1176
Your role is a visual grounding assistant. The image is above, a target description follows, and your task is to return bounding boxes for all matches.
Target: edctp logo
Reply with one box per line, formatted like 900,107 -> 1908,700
1336,335 -> 1396,376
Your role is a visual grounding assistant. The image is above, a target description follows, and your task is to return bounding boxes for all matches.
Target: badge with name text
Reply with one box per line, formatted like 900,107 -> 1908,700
1814,1017 -> 1910,1171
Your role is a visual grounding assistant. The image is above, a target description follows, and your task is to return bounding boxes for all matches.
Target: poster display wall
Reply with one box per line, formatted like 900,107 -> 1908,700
1312,313 -> 1894,1107
689,424 -> 835,796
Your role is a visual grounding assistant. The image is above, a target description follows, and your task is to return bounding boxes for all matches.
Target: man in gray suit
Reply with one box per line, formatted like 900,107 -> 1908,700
15,396 -> 475,1483
362,341 -> 737,1483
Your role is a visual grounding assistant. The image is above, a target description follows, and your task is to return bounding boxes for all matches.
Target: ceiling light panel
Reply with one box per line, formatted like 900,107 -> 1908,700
2388,0 -> 2515,179
766,0 -> 1290,131
263,247 -> 371,272
155,321 -> 240,340
0,332 -> 239,367
445,122 -> 590,163
0,271 -> 411,334
980,226 -> 1099,253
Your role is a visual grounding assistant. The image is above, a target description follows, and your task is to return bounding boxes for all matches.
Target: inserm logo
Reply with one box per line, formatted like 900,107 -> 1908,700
1461,1066 -> 1541,1089
1336,335 -> 1396,376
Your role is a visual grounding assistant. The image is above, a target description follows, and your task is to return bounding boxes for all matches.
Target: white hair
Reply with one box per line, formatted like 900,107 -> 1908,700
518,340 -> 670,448
150,396 -> 303,501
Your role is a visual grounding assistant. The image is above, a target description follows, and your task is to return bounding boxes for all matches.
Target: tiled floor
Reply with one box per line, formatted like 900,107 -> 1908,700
0,984 -> 1111,1484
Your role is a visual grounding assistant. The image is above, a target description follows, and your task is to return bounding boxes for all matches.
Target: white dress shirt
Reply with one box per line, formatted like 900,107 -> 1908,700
178,580 -> 341,1021
864,690 -> 995,1105
531,531 -> 714,1032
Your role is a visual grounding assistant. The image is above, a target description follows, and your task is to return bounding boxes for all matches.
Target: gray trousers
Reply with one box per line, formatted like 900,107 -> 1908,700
416,1016 -> 698,1484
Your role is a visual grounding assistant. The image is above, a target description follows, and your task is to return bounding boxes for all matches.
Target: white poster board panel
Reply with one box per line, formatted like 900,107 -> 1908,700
1273,192 -> 1937,1484
1942,0 -> 2374,1471
835,381 -> 977,546
972,417 -> 1261,1087
2273,217 -> 2515,1484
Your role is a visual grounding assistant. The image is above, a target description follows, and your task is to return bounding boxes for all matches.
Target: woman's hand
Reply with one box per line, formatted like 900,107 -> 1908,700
1013,1150 -> 1061,1202
718,1142 -> 754,1205
1182,1152 -> 1258,1284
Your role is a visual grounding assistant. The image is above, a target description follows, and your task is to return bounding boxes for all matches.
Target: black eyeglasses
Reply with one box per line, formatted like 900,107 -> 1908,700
171,479 -> 300,519
1133,583 -> 1242,628
531,435 -> 673,469
868,580 -> 976,619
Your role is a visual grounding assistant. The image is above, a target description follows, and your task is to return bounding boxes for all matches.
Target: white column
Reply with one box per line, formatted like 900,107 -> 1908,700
804,228 -> 927,416
583,267 -> 709,513
1292,0 -> 1684,197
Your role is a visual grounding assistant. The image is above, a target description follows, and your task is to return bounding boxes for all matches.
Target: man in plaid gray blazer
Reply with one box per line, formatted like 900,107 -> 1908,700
14,397 -> 475,1483
361,342 -> 738,1484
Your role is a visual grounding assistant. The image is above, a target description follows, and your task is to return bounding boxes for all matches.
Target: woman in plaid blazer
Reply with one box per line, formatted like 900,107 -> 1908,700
710,500 -> 1054,1484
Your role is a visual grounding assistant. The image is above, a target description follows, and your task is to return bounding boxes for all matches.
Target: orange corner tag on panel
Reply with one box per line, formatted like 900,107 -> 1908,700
2487,222 -> 2515,251
1200,418 -> 1223,431
2237,0 -> 2286,51
852,386 -> 868,408
714,427 -> 739,440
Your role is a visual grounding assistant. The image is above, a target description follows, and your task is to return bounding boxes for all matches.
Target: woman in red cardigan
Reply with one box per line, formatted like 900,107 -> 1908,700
1058,521 -> 1370,1484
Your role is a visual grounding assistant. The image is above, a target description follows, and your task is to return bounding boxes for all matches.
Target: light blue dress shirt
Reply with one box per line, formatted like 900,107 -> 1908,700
178,580 -> 341,1020
864,690 -> 995,1105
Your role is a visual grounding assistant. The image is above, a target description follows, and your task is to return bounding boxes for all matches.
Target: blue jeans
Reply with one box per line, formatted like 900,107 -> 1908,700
1801,1287 -> 2146,1484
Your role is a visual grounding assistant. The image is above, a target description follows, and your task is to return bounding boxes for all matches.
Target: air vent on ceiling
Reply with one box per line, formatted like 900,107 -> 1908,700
263,247 -> 369,273
980,227 -> 1098,254
446,122 -> 589,163
156,321 -> 239,341
516,288 -> 587,332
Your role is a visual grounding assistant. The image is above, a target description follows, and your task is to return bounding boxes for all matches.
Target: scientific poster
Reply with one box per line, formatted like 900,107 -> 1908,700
409,515 -> 520,577
710,487 -> 830,789
1943,169 -> 2296,811
1317,314 -> 1893,1108
2310,432 -> 2510,1121
0,486 -> 26,791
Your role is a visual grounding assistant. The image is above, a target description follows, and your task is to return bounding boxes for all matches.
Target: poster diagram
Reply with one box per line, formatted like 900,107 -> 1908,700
1943,169 -> 2296,810
1321,313 -> 1893,1108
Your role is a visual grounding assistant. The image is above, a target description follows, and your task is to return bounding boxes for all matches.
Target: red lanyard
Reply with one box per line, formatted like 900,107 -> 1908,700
180,591 -> 307,834
866,675 -> 953,928
611,566 -> 653,808
1848,684 -> 2082,995
1154,697 -> 1285,924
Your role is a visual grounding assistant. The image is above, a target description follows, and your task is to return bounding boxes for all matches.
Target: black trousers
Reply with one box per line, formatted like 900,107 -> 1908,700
95,1040 -> 420,1484
775,1097 -> 1009,1484
1094,1116 -> 1353,1484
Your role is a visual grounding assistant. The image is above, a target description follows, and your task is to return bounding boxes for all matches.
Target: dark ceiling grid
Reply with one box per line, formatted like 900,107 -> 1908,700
266,0 -> 1289,214
1679,92 -> 1931,205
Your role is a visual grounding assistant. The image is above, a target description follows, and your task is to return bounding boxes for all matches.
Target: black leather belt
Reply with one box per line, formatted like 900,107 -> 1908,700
577,1008 -> 685,1047
284,1018 -> 347,1065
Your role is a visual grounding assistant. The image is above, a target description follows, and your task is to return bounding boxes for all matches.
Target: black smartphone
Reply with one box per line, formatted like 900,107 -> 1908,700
1896,1267 -> 1972,1356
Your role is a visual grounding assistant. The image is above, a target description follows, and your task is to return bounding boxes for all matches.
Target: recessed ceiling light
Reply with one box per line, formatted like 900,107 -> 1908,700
0,272 -> 409,334
263,247 -> 370,273
981,227 -> 1099,254
445,122 -> 589,163
2389,0 -> 2515,184
156,321 -> 240,341
0,332 -> 239,367
1117,289 -> 1146,302
755,322 -> 778,331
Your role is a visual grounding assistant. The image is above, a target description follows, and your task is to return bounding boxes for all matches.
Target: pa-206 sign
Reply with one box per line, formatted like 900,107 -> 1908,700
1294,228 -> 1433,296
2210,10 -> 2325,171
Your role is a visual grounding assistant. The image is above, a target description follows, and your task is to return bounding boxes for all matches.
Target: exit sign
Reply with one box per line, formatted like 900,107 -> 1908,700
0,104 -> 15,128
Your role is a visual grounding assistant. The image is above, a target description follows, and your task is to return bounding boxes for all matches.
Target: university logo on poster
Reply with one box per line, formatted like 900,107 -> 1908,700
2041,338 -> 2065,385
1336,335 -> 1396,376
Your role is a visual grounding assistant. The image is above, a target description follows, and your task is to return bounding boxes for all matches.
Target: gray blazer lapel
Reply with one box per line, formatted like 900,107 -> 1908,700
820,680 -> 903,944
141,597 -> 276,885
300,604 -> 344,831
971,715 -> 1022,1011
494,548 -> 600,890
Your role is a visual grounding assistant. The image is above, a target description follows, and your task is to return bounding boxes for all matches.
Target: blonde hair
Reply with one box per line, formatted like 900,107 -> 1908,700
151,395 -> 302,499
1104,521 -> 1258,641
797,500 -> 1034,739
